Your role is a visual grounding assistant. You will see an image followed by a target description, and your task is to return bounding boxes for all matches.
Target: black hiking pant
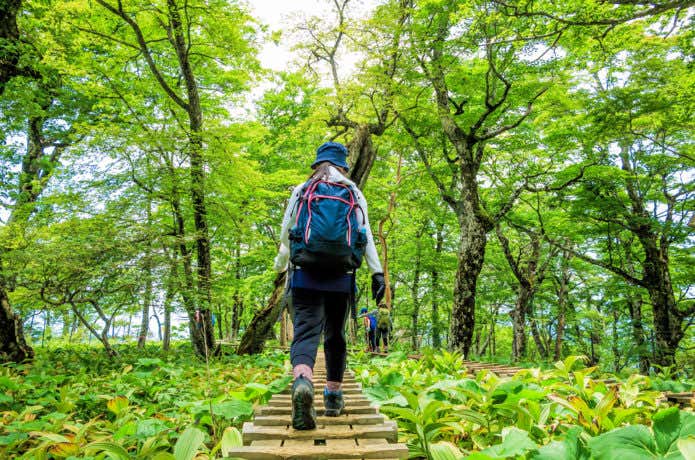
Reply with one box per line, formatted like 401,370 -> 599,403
290,288 -> 350,382
367,329 -> 376,351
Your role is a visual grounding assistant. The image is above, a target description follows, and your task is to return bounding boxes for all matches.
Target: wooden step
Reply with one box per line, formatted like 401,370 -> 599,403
226,439 -> 408,459
242,421 -> 399,443
253,413 -> 385,426
256,405 -> 379,416
665,392 -> 694,406
271,394 -> 370,403
280,383 -> 361,394
279,388 -> 362,396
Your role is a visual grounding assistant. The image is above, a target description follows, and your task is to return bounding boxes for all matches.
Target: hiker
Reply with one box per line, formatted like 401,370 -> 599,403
273,141 -> 385,430
375,302 -> 390,353
360,307 -> 377,352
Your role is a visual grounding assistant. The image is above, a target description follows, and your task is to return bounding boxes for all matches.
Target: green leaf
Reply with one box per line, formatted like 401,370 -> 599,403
588,425 -> 657,459
429,441 -> 465,460
220,426 -> 243,456
381,371 -> 405,387
135,419 -> 169,439
107,396 -> 129,416
476,427 -> 537,459
0,432 -> 28,446
653,407 -> 681,454
531,428 -> 590,460
173,426 -> 205,460
149,453 -> 176,460
677,436 -> 695,460
30,431 -> 72,443
85,441 -> 131,460
212,399 -> 254,420
0,376 -> 19,391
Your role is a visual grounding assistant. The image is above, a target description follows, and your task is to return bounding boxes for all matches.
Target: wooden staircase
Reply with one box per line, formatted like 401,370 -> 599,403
226,355 -> 408,459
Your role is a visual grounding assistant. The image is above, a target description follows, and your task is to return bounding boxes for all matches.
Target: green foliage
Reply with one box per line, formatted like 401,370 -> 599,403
353,353 -> 691,459
0,344 -> 288,458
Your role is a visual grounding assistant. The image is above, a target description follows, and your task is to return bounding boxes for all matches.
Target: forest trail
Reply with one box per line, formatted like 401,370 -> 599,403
226,354 -> 409,459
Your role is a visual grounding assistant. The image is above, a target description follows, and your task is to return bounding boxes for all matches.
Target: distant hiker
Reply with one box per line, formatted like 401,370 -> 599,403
194,309 -> 203,330
360,307 -> 377,352
375,302 -> 391,353
274,141 -> 385,430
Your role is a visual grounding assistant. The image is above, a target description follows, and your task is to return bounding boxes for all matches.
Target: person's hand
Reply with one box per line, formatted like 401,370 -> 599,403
371,273 -> 385,303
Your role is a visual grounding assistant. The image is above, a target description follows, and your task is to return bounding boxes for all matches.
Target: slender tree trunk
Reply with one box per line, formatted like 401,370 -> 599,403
554,251 -> 570,360
430,224 -> 444,348
627,295 -> 649,373
231,239 -> 242,340
237,273 -> 287,355
612,306 -> 621,372
511,286 -> 529,361
490,320 -> 495,358
410,228 -> 423,350
530,314 -> 548,359
377,154 -> 403,308
61,310 -> 70,339
163,254 -> 176,351
69,303 -> 117,357
138,199 -> 153,348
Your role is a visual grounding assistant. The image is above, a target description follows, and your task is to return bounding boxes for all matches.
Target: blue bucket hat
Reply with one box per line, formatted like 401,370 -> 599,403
311,142 -> 349,171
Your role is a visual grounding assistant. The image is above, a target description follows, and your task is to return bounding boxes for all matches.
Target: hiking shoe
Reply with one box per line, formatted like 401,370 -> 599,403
291,376 -> 316,430
323,388 -> 344,417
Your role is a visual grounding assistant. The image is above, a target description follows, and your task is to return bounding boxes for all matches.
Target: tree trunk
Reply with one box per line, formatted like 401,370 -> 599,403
450,209 -> 488,357
529,313 -> 548,360
377,154 -> 403,309
511,286 -> 529,361
618,147 -> 681,368
231,239 -> 243,340
0,106 -> 64,363
627,295 -> 648,373
138,199 -> 153,348
237,272 -> 287,355
431,224 -> 444,348
69,303 -> 117,357
0,287 -> 33,362
61,310 -> 70,339
166,0 -> 216,356
410,228 -> 423,350
554,251 -> 571,361
612,306 -> 621,372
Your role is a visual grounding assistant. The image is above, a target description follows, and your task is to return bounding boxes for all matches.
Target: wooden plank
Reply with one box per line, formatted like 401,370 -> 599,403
250,439 -> 283,446
224,442 -> 408,459
242,422 -> 399,442
283,440 -> 314,447
261,400 -> 374,411
271,395 -> 371,404
254,413 -> 385,426
257,405 -> 379,416
357,438 -> 389,445
279,386 -> 362,395
326,439 -> 358,447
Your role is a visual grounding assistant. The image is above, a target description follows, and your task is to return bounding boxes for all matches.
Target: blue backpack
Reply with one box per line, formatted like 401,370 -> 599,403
289,179 -> 367,272
368,314 -> 377,331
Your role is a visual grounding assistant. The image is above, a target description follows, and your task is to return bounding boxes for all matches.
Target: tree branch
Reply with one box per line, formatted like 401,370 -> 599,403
95,0 -> 189,111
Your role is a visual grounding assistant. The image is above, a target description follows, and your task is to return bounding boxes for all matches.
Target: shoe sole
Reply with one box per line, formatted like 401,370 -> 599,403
292,387 -> 316,430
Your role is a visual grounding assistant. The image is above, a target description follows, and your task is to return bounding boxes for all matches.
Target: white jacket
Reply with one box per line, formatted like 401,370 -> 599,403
273,166 -> 383,274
